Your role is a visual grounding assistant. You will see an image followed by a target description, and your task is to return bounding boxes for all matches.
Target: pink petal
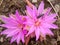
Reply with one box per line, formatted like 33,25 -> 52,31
10,35 -> 18,43
9,14 -> 21,23
21,33 -> 25,43
44,18 -> 57,23
26,20 -> 33,26
45,13 -> 57,19
0,24 -> 16,28
38,1 -> 44,15
32,6 -> 37,19
46,29 -> 54,36
16,32 -> 21,44
39,27 -> 46,37
6,29 -> 19,38
0,16 -> 11,23
26,5 -> 33,17
42,22 -> 58,29
0,15 -> 18,24
1,29 -> 15,34
15,10 -> 23,22
15,10 -> 21,17
35,27 -> 40,40
43,13 -> 57,23
16,31 -> 25,43
44,8 -> 52,16
49,13 -> 57,18
26,26 -> 35,37
51,24 -> 58,29
9,14 -> 16,20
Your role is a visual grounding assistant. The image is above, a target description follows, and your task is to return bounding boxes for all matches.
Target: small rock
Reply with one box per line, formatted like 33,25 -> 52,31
54,4 -> 60,13
0,37 -> 4,42
32,0 -> 37,3
0,0 -> 3,6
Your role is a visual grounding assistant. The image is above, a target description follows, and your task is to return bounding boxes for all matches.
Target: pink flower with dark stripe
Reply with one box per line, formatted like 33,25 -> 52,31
26,1 -> 58,41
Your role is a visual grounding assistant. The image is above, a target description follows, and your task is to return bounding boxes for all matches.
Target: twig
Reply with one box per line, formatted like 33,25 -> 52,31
25,0 -> 33,8
0,0 -> 3,6
47,0 -> 59,18
12,0 -> 21,7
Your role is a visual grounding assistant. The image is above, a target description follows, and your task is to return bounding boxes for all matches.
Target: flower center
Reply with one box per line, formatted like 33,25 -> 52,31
24,25 -> 31,31
18,24 -> 22,28
35,20 -> 40,26
17,23 -> 25,29
22,17 -> 26,22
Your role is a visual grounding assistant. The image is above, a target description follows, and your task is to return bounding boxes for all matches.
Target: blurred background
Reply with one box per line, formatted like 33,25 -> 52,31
0,0 -> 60,45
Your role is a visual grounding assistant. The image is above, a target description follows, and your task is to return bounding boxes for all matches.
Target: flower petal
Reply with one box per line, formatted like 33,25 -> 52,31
26,26 -> 35,37
38,1 -> 44,15
0,24 -> 16,28
42,22 -> 58,29
16,32 -> 21,44
6,29 -> 19,38
15,10 -> 23,22
10,35 -> 18,43
44,8 -> 52,16
46,29 -> 54,36
0,15 -> 18,24
1,29 -> 15,34
35,27 -> 40,40
21,33 -> 25,43
32,6 -> 37,19
26,5 -> 33,17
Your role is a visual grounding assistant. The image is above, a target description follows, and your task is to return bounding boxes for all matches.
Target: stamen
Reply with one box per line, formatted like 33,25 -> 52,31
35,21 -> 40,26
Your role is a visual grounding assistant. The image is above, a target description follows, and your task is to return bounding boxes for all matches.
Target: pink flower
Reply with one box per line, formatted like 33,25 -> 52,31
26,1 -> 58,41
0,1 -> 58,45
0,10 -> 28,44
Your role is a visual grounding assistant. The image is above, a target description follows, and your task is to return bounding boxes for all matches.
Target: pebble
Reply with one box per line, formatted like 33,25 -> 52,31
32,0 -> 37,3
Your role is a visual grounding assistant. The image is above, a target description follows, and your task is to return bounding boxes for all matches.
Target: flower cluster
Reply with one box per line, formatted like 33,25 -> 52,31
0,1 -> 58,45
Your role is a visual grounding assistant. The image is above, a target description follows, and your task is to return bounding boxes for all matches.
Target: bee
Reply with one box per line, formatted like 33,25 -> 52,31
37,14 -> 44,18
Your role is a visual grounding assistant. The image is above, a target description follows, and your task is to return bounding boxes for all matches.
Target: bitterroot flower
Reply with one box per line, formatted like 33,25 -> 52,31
26,1 -> 58,41
0,10 -> 28,44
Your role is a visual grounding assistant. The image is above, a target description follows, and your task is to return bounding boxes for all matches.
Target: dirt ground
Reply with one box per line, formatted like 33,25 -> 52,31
0,0 -> 60,45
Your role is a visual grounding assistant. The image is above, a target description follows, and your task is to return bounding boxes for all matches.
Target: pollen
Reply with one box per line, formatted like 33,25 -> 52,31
35,21 -> 40,26
22,17 -> 26,21
24,25 -> 30,31
17,24 -> 23,28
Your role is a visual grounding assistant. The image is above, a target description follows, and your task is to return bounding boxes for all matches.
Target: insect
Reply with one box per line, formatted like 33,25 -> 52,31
37,14 -> 44,18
